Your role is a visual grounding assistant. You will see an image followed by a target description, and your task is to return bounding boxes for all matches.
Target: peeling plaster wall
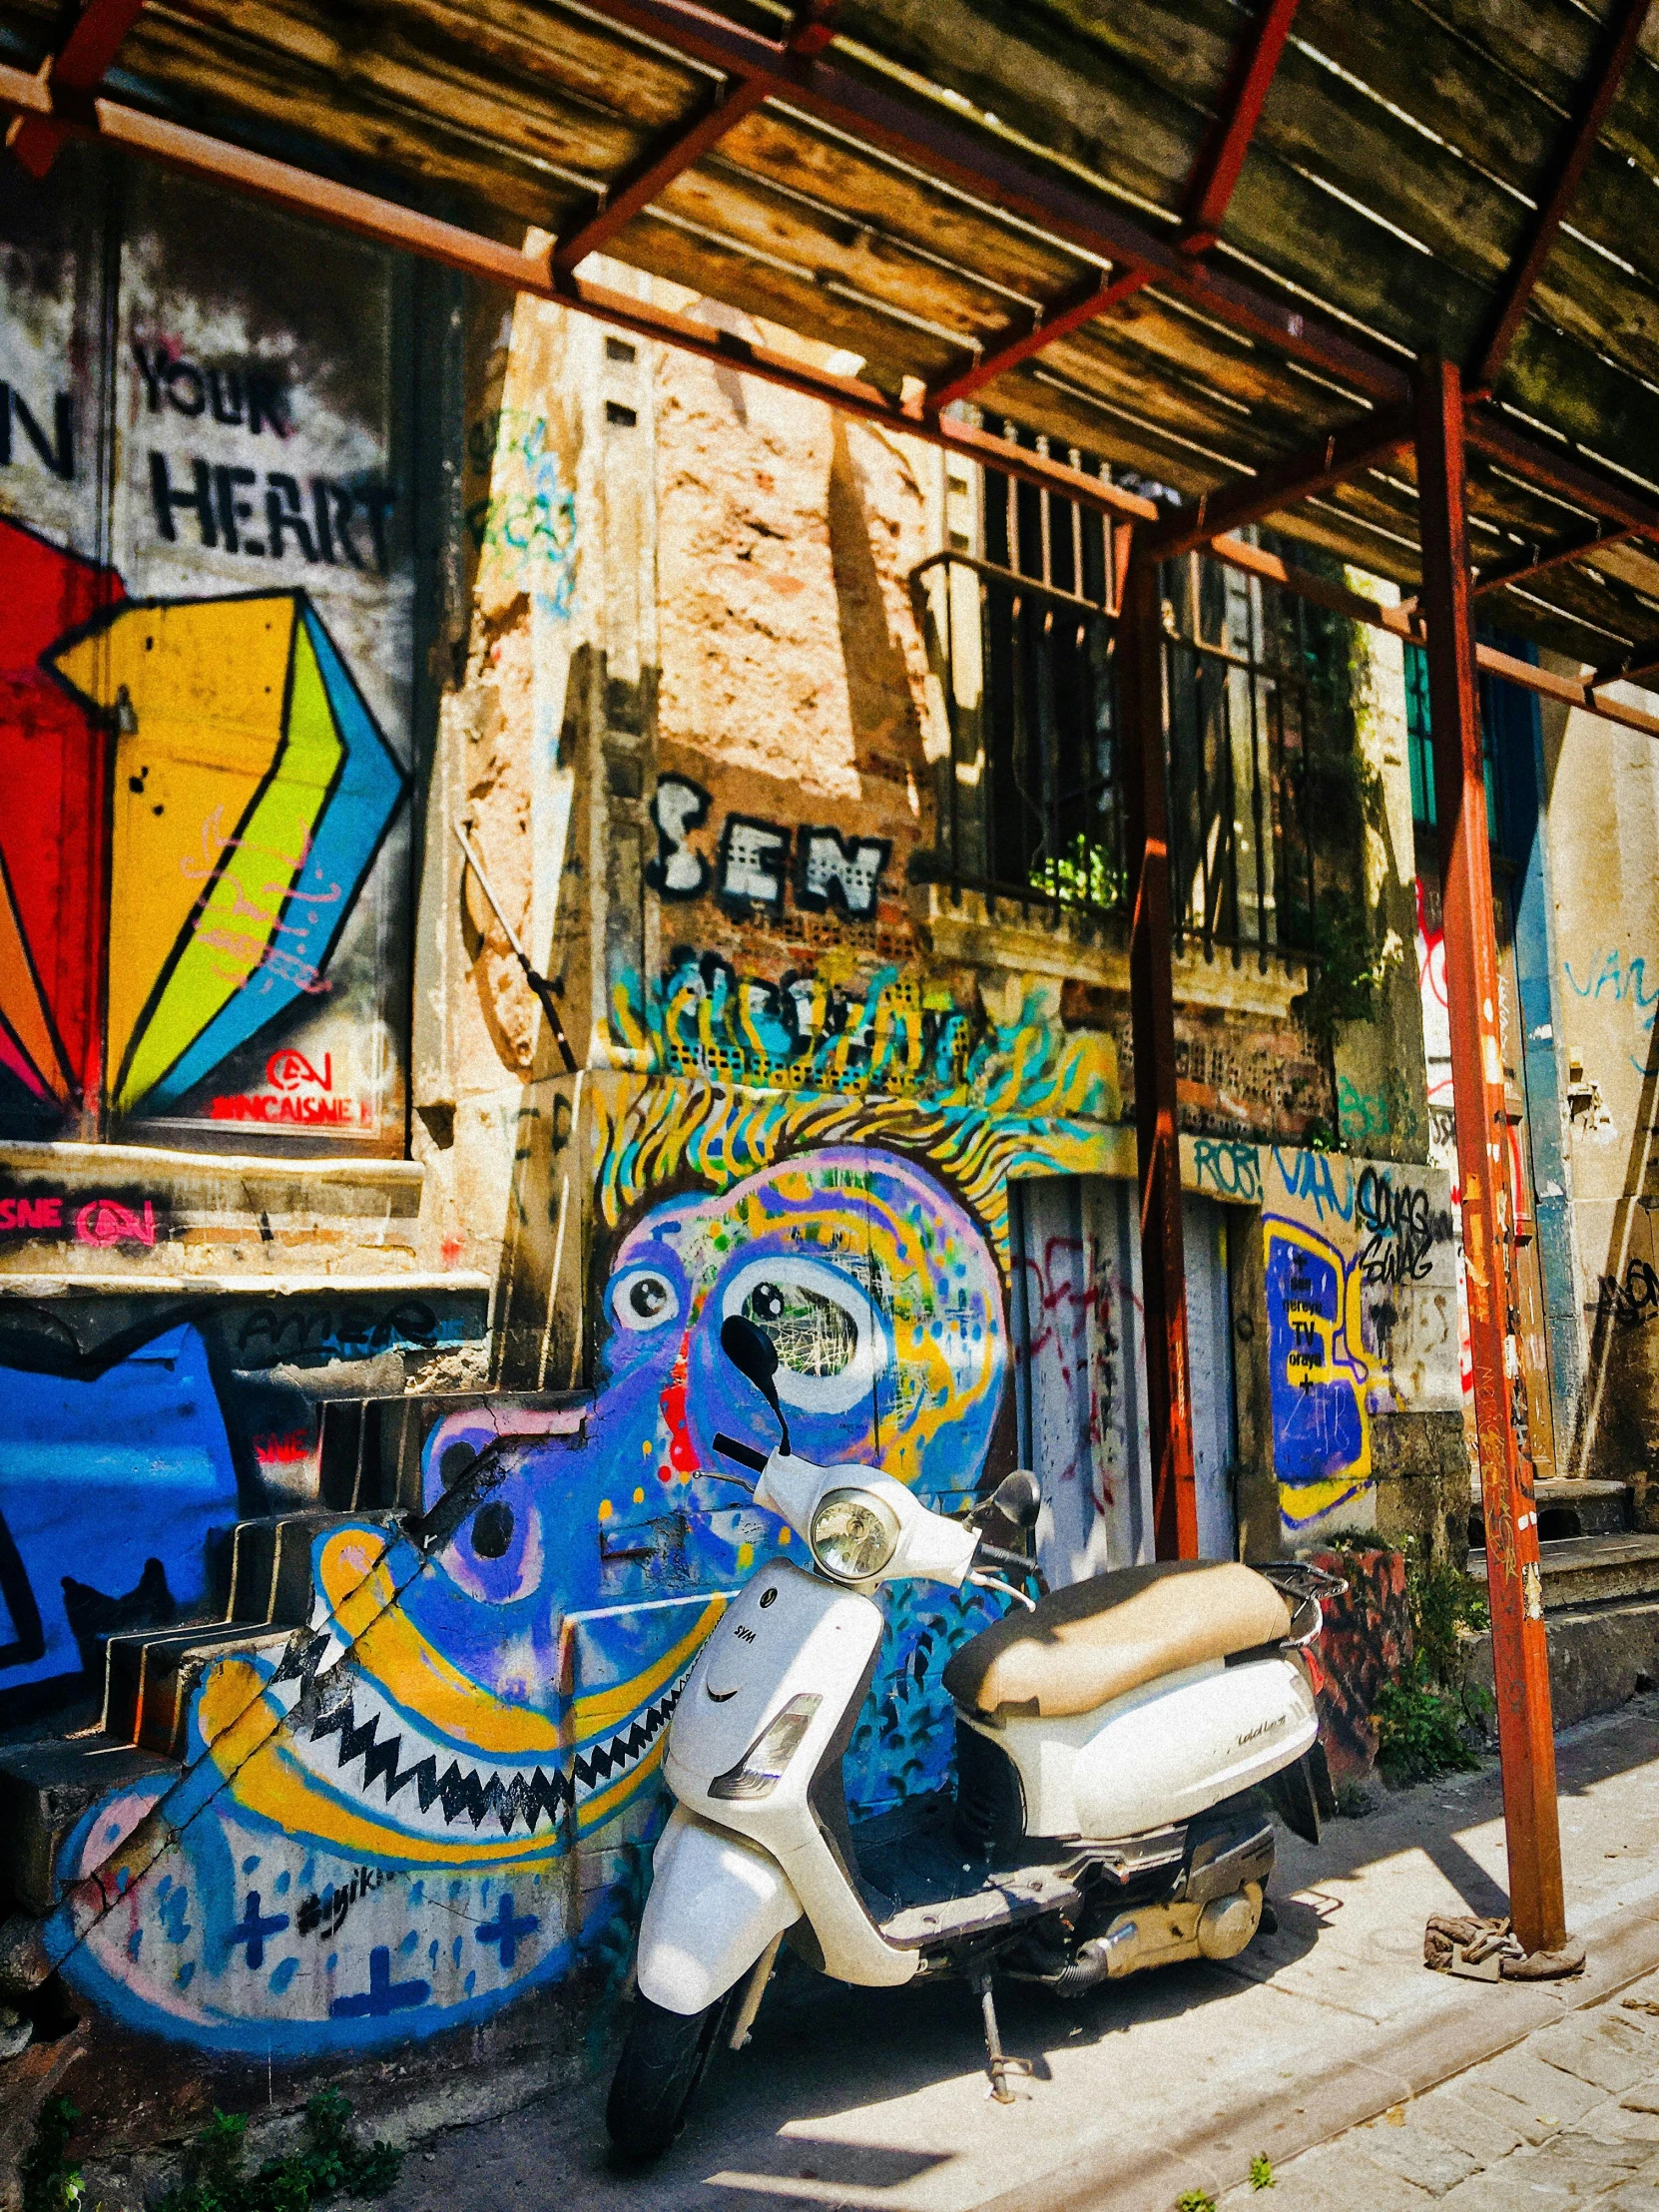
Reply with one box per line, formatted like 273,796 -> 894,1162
1542,683 -> 1659,1488
1334,574 -> 1431,1166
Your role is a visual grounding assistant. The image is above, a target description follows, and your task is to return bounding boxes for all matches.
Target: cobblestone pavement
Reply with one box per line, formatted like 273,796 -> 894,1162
1218,1968 -> 1659,2210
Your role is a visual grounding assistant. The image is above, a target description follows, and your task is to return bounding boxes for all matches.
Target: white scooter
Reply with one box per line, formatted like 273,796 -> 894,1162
607,1318 -> 1340,2162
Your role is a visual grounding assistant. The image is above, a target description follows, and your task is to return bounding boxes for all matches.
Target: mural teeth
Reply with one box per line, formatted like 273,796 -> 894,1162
294,1672 -> 689,1844
571,1677 -> 685,1802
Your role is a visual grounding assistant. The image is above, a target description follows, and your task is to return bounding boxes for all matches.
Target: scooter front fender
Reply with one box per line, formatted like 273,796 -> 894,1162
635,1805 -> 803,2017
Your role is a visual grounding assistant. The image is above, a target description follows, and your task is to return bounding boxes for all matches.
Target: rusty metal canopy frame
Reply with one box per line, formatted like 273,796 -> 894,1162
2,0 -> 1659,703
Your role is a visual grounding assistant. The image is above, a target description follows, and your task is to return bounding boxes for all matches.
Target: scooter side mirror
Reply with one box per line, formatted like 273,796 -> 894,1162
987,1469 -> 1042,1531
719,1315 -> 791,1453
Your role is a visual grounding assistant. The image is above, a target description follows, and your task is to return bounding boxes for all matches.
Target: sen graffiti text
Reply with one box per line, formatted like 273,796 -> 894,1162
648,774 -> 891,922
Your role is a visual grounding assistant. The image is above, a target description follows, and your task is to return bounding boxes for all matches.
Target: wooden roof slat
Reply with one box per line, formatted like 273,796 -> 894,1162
716,106 -> 1090,297
1482,571 -> 1658,664
552,1 -> 840,276
145,0 -> 649,180
1471,0 -> 1655,387
619,206 -> 964,387
407,0 -> 707,129
926,0 -> 1305,411
1303,0 -> 1659,306
981,363 -> 1248,493
833,0 -> 1204,225
1064,0 -> 1659,357
1061,290 -> 1367,428
1581,539 -> 1659,596
110,15 -> 590,226
1040,322 -> 1337,464
1419,0 -> 1659,144
1473,523 -> 1646,598
651,159 -> 1025,339
1143,410 -> 1413,560
836,0 -> 1659,487
922,271 -> 1131,415
1180,0 -> 1302,252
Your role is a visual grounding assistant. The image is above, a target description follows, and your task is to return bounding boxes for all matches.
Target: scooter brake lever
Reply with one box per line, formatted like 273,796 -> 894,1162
970,1570 -> 1037,1613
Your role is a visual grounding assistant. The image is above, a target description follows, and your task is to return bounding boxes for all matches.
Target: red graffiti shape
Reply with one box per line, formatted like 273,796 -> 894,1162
0,517 -> 126,1103
658,1342 -> 699,1479
254,1428 -> 313,1463
75,1198 -> 157,1248
266,1048 -> 331,1092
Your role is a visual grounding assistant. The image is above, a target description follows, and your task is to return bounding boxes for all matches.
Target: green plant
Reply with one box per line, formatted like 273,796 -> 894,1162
1249,2151 -> 1276,2190
1406,1539 -> 1489,1684
1028,832 -> 1125,912
1374,1660 -> 1478,1783
22,2096 -> 84,2212
155,2090 -> 400,2212
1374,1538 -> 1491,1784
1176,2191 -> 1218,2212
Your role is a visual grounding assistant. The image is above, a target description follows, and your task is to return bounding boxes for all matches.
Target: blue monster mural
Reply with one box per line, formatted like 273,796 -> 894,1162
48,1139 -> 1011,2051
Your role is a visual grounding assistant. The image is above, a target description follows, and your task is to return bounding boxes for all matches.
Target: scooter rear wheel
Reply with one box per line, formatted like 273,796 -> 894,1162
606,1991 -> 728,2164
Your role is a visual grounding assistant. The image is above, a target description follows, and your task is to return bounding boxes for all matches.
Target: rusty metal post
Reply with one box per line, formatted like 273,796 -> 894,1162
1118,556 -> 1200,1559
1414,355 -> 1565,1954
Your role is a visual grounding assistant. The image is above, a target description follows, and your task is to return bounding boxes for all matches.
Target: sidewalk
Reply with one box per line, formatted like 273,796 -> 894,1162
386,1696 -> 1659,2212
1217,1966 -> 1659,2209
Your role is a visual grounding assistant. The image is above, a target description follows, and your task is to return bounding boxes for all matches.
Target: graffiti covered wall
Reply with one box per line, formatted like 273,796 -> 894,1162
0,151 -> 417,1150
0,254 -> 1457,2157
1260,1148 -> 1458,1539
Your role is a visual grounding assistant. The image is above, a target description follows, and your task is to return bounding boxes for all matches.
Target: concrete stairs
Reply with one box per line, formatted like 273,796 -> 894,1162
0,1507 -> 389,1920
1466,1478 -> 1659,1729
0,1386 -> 591,1931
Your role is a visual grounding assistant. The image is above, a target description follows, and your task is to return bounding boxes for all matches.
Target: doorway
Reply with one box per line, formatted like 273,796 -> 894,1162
1010,1177 -> 1239,1582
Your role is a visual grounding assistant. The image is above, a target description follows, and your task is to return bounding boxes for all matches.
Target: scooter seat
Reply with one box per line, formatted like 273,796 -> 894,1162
943,1559 -> 1294,1721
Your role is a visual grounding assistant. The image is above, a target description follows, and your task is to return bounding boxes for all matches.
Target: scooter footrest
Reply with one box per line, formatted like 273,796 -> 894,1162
880,1865 -> 1084,1949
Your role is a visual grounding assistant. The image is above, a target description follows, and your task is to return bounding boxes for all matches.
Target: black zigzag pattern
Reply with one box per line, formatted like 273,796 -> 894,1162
303,1669 -> 691,1836
571,1680 -> 685,1795
307,1695 -> 574,1835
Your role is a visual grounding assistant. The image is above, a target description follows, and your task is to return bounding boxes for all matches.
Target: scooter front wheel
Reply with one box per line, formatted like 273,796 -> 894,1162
606,1990 -> 729,2164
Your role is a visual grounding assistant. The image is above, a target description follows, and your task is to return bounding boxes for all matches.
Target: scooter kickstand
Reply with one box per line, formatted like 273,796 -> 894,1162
970,1970 -> 1030,2105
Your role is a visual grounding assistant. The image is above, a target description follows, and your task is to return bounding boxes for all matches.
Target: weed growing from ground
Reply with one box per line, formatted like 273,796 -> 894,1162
1249,2152 -> 1276,2189
150,2089 -> 400,2212
21,2097 -> 83,2212
1375,1537 -> 1491,1785
1176,2191 -> 1218,2212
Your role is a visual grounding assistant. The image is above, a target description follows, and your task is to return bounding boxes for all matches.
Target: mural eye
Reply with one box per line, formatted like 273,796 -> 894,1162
722,1258 -> 885,1417
471,1501 -> 514,1558
742,1280 -> 855,1378
613,1268 -> 680,1332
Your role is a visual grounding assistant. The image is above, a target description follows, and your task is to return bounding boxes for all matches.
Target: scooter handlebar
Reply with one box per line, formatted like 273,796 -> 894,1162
975,1540 -> 1047,1594
712,1431 -> 770,1474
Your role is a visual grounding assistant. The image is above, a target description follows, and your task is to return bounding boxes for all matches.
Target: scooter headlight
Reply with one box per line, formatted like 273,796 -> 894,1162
809,1487 -> 900,1582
